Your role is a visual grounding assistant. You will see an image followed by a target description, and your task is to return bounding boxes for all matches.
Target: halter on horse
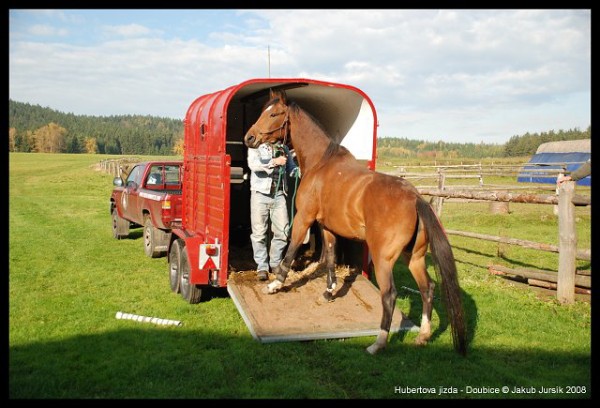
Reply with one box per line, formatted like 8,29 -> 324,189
244,89 -> 467,356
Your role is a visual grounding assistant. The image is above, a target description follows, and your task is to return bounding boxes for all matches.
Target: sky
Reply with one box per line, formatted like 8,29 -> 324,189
8,9 -> 591,144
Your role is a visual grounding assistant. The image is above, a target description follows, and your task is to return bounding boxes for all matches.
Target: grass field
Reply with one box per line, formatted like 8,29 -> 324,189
9,153 -> 591,399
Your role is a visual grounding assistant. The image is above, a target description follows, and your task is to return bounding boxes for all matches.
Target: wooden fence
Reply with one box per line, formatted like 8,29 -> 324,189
97,157 -> 141,177
415,181 -> 590,304
389,162 -> 591,304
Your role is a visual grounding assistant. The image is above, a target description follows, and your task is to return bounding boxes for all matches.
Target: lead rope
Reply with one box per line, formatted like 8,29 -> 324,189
272,142 -> 285,196
273,163 -> 284,196
289,169 -> 300,228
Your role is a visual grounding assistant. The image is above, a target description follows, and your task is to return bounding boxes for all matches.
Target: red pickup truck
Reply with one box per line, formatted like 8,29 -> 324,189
110,161 -> 183,258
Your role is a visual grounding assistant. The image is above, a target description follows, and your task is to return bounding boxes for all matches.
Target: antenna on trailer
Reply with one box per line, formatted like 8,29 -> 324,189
268,45 -> 271,78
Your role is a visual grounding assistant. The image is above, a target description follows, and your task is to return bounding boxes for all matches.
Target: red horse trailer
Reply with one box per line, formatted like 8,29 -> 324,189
168,78 -> 378,304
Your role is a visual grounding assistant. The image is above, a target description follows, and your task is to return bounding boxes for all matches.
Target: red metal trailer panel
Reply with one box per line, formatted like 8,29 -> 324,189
175,78 -> 378,292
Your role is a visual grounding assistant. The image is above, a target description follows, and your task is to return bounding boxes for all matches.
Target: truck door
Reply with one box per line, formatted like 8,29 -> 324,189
122,164 -> 145,225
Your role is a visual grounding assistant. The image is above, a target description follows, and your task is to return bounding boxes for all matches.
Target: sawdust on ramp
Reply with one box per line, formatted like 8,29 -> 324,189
227,262 -> 418,343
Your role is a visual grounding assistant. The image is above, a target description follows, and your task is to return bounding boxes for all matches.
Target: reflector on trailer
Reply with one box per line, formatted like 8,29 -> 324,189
199,243 -> 221,270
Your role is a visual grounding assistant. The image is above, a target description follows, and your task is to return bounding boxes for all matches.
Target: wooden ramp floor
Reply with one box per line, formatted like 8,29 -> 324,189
227,264 -> 418,343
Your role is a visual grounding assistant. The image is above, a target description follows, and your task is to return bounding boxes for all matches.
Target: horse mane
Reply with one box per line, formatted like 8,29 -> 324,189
288,101 -> 352,163
322,139 -> 350,161
289,101 -> 327,132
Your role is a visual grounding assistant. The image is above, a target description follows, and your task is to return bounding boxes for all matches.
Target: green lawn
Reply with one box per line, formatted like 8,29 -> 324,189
9,152 -> 591,399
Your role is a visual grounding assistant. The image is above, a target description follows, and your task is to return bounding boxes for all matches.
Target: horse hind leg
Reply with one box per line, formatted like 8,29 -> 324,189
403,251 -> 435,346
321,228 -> 337,302
366,259 -> 397,355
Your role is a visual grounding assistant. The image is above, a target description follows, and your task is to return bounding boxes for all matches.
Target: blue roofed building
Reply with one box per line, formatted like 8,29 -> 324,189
517,139 -> 591,186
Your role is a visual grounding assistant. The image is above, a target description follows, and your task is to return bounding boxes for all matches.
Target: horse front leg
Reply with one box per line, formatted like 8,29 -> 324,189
321,228 -> 337,302
266,212 -> 314,294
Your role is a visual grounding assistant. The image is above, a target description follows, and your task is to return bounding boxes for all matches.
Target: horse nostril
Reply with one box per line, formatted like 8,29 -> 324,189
244,134 -> 255,146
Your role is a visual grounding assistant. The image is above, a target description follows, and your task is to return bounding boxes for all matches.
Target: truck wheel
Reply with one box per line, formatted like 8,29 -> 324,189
112,209 -> 130,239
169,239 -> 182,293
144,217 -> 162,258
179,245 -> 202,304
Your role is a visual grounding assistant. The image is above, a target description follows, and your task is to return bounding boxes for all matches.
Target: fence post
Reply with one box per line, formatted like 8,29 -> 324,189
433,168 -> 446,217
554,169 -> 565,216
557,181 -> 577,304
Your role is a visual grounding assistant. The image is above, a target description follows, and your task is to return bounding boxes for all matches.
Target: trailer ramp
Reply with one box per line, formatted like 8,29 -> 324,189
227,264 -> 418,343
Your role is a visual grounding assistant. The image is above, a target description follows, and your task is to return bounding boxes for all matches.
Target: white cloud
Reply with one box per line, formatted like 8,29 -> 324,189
8,9 -> 590,143
102,23 -> 154,38
28,24 -> 68,37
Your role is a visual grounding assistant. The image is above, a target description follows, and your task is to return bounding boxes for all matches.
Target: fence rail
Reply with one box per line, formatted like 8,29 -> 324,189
389,162 -> 590,304
418,188 -> 591,206
392,160 -> 588,185
97,158 -> 141,177
444,229 -> 590,261
413,180 -> 590,304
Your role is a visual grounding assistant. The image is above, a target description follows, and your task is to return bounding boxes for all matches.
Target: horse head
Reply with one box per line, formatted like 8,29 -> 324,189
244,89 -> 290,148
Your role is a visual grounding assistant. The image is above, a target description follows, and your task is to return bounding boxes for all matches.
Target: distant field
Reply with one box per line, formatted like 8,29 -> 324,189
9,153 -> 591,399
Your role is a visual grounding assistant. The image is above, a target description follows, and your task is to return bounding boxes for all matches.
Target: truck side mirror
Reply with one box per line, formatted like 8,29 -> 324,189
113,177 -> 124,187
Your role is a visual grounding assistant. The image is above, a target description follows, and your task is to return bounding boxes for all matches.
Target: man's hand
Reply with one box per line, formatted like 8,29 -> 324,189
557,174 -> 572,185
272,156 -> 287,166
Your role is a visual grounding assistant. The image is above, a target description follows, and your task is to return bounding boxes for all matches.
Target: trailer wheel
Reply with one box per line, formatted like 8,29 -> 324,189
143,217 -> 162,258
112,208 -> 129,239
169,239 -> 182,293
179,245 -> 202,304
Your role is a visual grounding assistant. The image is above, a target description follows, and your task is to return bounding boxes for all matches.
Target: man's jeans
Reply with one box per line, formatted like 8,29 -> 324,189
250,190 -> 290,272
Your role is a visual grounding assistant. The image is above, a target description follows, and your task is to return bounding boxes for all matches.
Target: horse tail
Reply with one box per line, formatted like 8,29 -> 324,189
416,197 -> 467,356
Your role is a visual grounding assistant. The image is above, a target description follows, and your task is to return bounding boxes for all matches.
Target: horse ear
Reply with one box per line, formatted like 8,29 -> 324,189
279,90 -> 287,104
269,88 -> 287,104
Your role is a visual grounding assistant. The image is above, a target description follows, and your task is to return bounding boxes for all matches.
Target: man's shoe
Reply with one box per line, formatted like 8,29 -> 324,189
257,270 -> 269,281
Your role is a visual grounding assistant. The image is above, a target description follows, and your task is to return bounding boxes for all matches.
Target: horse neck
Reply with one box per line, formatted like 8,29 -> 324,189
289,108 -> 331,173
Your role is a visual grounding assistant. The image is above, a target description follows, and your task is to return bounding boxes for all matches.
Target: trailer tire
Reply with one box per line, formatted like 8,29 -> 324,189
179,245 -> 202,304
169,239 -> 182,293
144,217 -> 163,258
112,208 -> 130,239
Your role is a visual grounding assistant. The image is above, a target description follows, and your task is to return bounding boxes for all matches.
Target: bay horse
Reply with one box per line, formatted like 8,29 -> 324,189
244,89 -> 467,356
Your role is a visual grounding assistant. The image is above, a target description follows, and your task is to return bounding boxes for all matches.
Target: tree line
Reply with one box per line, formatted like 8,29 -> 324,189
378,126 -> 590,160
8,99 -> 590,158
9,100 -> 184,155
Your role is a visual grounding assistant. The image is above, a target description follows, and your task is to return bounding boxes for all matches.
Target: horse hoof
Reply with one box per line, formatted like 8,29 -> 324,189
323,291 -> 335,302
366,344 -> 379,355
266,280 -> 283,294
415,335 -> 430,346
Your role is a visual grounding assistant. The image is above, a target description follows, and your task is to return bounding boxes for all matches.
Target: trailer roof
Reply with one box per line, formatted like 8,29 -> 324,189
186,78 -> 378,162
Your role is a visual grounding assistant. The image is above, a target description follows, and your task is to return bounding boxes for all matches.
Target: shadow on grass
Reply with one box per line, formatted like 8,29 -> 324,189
388,254 -> 478,355
126,229 -> 143,240
9,325 -> 590,399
